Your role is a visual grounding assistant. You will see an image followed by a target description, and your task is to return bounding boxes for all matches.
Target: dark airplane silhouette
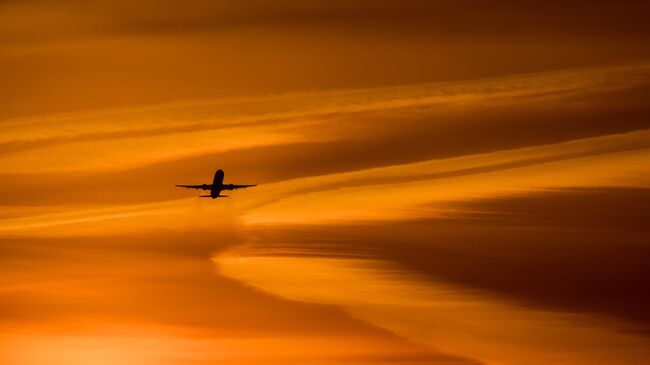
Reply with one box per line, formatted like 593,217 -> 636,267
176,169 -> 256,198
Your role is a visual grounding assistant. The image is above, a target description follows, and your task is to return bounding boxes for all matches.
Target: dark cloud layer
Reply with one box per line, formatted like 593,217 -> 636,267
3,1 -> 650,118
241,188 -> 650,333
3,1 -> 650,41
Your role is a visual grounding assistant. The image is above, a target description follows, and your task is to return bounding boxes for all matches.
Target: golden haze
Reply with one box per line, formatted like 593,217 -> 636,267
2,2 -> 650,364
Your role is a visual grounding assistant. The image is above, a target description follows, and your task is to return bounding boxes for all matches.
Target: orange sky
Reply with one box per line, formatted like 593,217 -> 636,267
2,1 -> 650,365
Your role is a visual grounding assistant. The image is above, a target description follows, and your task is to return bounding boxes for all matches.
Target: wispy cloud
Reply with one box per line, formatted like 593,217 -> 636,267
1,61 -> 648,174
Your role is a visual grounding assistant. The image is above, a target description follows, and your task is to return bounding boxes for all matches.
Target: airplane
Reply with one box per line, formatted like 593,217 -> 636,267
176,169 -> 256,198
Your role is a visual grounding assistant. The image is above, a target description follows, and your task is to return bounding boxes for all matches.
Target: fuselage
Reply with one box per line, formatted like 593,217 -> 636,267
211,169 -> 225,198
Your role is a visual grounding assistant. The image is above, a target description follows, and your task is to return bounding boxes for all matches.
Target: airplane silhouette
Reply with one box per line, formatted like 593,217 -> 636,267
176,169 -> 256,198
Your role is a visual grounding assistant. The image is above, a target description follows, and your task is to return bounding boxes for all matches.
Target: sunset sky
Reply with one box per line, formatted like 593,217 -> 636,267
2,1 -> 650,364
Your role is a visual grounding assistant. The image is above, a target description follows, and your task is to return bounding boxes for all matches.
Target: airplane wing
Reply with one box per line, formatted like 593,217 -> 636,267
175,184 -> 211,190
222,184 -> 257,191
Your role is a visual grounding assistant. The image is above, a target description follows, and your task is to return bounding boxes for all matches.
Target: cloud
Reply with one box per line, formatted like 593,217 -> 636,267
216,252 -> 650,365
0,61 -> 648,175
240,129 -> 650,224
0,127 -> 648,237
3,1 -> 650,44
0,231 -> 476,365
